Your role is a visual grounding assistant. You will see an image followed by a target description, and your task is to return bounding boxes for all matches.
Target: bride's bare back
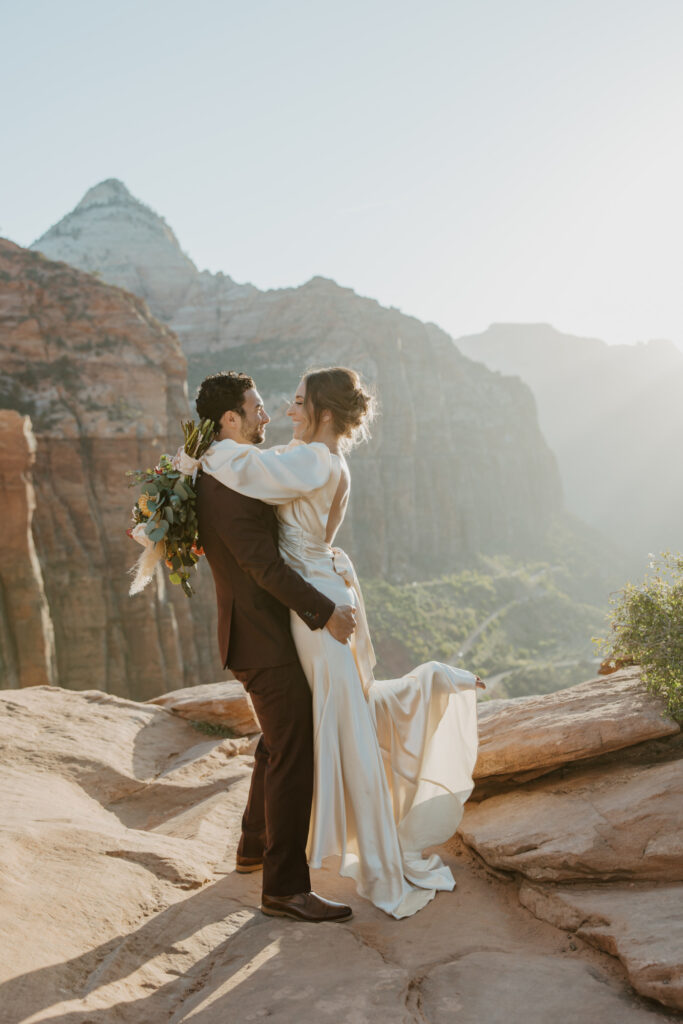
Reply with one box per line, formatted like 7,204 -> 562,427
325,457 -> 350,545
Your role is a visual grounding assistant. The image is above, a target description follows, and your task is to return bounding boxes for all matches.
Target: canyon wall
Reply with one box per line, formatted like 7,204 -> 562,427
0,410 -> 55,688
0,240 -> 221,697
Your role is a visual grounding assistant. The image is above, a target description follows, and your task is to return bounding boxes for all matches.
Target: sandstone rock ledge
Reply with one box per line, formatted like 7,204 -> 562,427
461,669 -> 682,1012
1,681 -> 680,1022
148,680 -> 260,736
474,666 -> 679,784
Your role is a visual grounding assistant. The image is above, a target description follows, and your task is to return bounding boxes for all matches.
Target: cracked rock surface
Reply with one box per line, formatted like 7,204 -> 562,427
1,686 -> 679,1023
460,757 -> 683,881
518,882 -> 683,1012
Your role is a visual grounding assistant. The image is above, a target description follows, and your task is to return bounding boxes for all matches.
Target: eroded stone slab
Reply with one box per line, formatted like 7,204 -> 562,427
420,952 -> 675,1023
519,882 -> 683,1011
149,680 -> 260,736
475,667 -> 679,780
461,758 -> 683,882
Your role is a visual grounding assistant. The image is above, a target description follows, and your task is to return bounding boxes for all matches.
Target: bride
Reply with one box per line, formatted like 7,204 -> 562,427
200,367 -> 483,919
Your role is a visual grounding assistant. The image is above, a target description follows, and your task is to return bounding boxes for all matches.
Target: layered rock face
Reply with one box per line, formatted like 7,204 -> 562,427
0,239 -> 221,697
189,285 -> 565,579
2,684 -> 678,1022
0,410 -> 55,687
32,181 -> 566,580
465,668 -> 682,1011
456,323 -> 683,565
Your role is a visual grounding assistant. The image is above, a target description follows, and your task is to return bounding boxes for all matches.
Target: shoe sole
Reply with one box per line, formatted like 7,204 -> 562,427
260,905 -> 353,923
235,863 -> 263,873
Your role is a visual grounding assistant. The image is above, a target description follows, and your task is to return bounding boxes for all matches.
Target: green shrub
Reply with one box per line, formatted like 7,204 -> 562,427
190,720 -> 238,738
596,552 -> 683,719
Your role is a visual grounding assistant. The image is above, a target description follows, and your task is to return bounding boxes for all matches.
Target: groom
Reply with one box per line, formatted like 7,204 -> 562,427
195,371 -> 354,923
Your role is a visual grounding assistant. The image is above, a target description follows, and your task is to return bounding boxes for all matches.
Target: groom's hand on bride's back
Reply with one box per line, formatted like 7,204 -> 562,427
326,604 -> 356,644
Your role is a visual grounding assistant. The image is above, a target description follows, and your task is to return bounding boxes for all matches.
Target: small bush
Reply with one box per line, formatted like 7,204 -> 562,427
596,552 -> 683,719
190,719 -> 239,738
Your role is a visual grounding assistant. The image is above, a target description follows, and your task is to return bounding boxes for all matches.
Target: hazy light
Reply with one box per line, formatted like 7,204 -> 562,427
1,0 -> 681,347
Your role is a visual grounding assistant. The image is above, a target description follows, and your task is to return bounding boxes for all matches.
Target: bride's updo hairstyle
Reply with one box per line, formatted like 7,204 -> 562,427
303,367 -> 376,452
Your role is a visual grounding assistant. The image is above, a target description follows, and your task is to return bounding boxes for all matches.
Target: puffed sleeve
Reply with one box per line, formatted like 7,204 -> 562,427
200,438 -> 332,504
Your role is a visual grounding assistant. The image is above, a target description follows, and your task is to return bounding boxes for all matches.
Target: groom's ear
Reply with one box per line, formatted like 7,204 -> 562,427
216,409 -> 237,437
221,409 -> 239,428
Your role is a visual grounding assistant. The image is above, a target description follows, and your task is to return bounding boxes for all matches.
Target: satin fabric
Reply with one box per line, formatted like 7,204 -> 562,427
203,439 -> 479,918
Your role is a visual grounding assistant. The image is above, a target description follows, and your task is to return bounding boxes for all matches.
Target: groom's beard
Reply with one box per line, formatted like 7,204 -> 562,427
239,420 -> 266,445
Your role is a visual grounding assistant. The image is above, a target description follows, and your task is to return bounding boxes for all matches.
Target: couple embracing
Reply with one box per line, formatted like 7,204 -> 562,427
195,366 -> 484,924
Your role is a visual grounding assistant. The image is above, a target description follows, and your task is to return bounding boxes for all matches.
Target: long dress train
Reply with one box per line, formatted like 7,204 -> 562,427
202,439 -> 479,919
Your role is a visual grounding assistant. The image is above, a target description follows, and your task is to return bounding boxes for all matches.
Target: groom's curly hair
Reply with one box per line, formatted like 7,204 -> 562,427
195,371 -> 255,429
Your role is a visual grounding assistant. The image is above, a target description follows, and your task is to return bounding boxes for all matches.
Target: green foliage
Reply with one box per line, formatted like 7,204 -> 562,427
595,551 -> 683,719
190,720 -> 239,738
362,555 -> 605,698
500,660 -> 599,699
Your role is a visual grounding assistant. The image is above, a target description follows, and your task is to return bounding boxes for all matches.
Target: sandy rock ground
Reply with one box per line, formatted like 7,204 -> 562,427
1,686 -> 679,1024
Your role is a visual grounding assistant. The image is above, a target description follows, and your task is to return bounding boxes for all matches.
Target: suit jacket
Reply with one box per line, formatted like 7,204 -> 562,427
196,470 -> 335,671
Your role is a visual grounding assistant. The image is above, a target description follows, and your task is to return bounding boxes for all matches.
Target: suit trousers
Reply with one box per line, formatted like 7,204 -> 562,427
232,661 -> 313,897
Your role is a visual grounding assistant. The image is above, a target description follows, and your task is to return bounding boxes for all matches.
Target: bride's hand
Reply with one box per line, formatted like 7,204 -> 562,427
475,676 -> 486,690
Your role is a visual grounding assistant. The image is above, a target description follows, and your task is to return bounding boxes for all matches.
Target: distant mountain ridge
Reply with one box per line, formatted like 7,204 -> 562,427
456,323 -> 683,565
30,180 -> 572,582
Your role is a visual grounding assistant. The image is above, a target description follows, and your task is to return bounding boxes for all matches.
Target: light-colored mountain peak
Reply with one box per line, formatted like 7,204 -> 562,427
74,178 -> 136,210
31,179 -> 198,318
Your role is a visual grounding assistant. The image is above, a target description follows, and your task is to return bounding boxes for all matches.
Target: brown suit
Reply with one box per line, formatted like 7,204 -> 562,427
197,471 -> 335,896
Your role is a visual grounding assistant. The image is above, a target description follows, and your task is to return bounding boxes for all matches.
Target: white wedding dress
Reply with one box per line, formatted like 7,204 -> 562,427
202,438 -> 479,919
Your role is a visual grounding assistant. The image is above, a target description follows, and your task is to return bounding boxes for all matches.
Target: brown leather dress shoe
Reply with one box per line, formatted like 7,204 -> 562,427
261,891 -> 353,922
235,854 -> 263,874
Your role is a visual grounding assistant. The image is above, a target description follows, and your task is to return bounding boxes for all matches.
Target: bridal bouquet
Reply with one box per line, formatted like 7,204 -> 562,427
126,419 -> 215,597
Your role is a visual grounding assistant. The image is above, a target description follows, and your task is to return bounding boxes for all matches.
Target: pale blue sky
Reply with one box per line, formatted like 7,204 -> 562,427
2,0 -> 682,346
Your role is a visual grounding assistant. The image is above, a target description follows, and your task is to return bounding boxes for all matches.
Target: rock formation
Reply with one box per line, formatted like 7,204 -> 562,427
0,239 -> 222,698
31,178 -> 256,338
0,410 -> 55,688
2,682 -> 679,1022
32,180 -> 569,580
455,323 -> 683,566
463,668 -> 682,1011
518,882 -> 683,1011
473,665 -> 679,782
149,680 -> 259,736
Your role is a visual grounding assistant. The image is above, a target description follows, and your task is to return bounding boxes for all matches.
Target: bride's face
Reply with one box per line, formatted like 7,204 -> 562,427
287,379 -> 314,441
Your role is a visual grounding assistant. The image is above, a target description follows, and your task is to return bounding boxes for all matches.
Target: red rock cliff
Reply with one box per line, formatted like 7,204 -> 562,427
0,239 -> 221,698
0,410 -> 55,687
